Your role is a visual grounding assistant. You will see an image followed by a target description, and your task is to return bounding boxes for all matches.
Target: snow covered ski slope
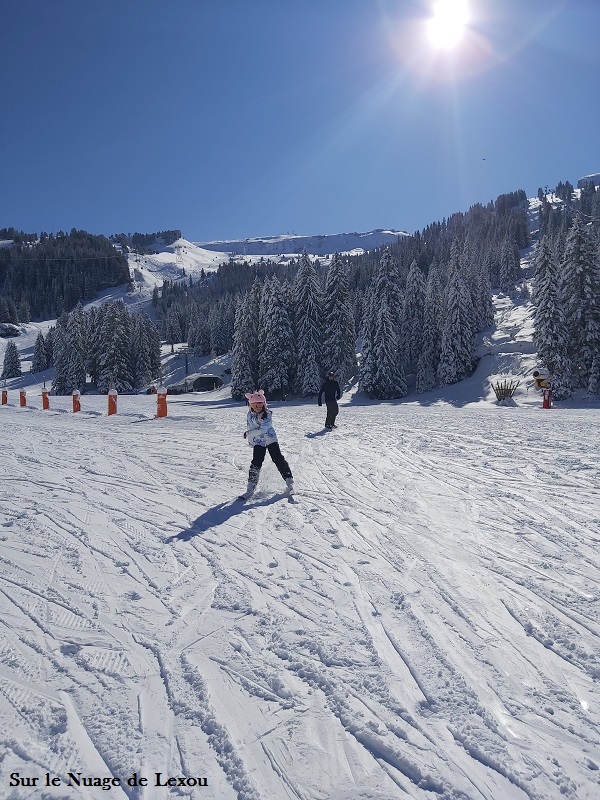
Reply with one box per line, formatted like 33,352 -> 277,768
0,393 -> 599,799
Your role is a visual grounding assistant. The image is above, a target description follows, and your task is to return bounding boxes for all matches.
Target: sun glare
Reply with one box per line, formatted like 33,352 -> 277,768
427,0 -> 469,49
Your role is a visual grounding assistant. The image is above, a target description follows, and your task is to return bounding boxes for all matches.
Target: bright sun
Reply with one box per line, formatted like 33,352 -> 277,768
427,0 -> 469,49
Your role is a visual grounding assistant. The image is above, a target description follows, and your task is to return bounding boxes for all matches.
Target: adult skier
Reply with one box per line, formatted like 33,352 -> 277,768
317,371 -> 341,430
240,390 -> 294,499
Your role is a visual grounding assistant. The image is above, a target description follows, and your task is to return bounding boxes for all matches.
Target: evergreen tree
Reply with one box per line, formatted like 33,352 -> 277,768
245,278 -> 263,382
498,235 -> 520,293
188,300 -> 212,357
551,348 -> 575,400
86,306 -> 105,387
532,236 -> 563,375
51,313 -> 71,394
401,260 -> 426,374
1,340 -> 21,378
6,298 -> 18,324
559,213 -> 600,387
98,301 -> 133,392
64,303 -> 87,392
44,326 -> 55,367
31,332 -> 48,373
280,279 -> 297,391
17,300 -> 31,323
381,248 -> 404,329
258,276 -> 294,399
144,316 -> 162,382
416,265 -> 443,393
588,354 -> 600,397
368,295 -> 408,399
353,292 -> 363,335
0,297 -> 9,323
130,314 -> 153,390
358,284 -> 376,397
471,250 -> 495,330
359,250 -> 407,399
165,307 -> 183,351
322,253 -> 356,385
209,302 -> 227,356
437,247 -> 476,385
293,253 -> 323,395
222,296 -> 237,353
230,294 -> 256,400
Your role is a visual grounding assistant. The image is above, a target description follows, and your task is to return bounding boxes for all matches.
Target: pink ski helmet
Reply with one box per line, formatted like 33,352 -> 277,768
245,390 -> 266,407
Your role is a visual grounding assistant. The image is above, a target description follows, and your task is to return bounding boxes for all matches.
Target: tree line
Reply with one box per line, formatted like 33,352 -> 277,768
533,210 -> 600,398
109,230 -> 182,255
227,192 -> 529,399
0,229 -> 130,321
2,301 -> 161,394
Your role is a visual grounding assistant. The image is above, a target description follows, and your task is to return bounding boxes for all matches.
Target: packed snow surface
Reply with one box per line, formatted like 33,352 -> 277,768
1,389 -> 599,800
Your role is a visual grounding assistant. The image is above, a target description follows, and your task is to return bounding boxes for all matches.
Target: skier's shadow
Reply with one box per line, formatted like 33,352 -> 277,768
305,429 -> 330,439
167,495 -> 284,541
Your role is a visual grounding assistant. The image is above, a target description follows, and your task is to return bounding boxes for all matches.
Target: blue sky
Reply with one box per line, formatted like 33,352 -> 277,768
1,0 -> 598,242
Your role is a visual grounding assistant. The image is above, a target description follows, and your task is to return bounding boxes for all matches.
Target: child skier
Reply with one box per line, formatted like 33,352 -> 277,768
240,390 -> 294,499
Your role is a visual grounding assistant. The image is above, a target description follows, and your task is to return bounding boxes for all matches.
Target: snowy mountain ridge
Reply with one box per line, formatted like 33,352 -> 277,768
196,228 -> 409,258
119,228 -> 410,312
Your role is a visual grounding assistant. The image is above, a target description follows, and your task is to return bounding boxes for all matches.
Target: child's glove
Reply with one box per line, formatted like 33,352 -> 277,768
243,431 -> 247,439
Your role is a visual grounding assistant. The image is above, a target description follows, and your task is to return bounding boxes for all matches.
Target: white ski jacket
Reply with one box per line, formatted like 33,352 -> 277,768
245,409 -> 278,448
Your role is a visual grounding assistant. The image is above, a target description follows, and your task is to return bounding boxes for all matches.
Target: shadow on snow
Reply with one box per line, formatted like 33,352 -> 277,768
167,494 -> 289,541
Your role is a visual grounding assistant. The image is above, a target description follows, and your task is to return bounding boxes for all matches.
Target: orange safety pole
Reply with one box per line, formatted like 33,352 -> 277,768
72,390 -> 81,412
42,390 -> 50,410
19,390 -> 26,407
542,389 -> 552,409
156,387 -> 168,418
1,389 -> 7,405
108,388 -> 117,415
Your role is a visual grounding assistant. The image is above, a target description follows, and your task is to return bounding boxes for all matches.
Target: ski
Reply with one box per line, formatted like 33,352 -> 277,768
236,489 -> 294,502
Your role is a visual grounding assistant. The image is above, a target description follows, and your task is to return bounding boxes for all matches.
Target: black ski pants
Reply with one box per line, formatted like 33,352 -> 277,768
249,442 -> 292,482
325,401 -> 339,428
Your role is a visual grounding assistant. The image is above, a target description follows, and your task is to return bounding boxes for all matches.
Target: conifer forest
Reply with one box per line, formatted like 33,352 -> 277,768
1,182 -> 600,402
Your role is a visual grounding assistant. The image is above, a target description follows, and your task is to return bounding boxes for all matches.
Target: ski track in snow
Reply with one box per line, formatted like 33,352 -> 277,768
0,395 -> 599,800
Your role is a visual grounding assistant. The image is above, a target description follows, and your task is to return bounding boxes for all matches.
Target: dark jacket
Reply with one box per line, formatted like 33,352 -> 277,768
318,379 -> 341,404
